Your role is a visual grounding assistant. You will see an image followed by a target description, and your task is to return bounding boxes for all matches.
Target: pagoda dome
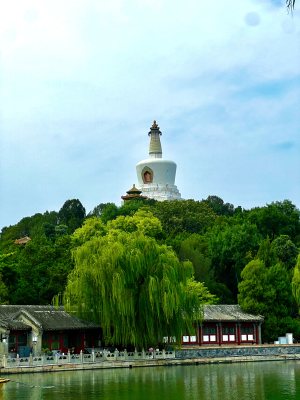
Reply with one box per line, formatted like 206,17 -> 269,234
136,121 -> 181,201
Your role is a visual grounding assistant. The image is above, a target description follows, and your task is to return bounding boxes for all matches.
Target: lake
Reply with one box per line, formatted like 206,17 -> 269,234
2,361 -> 300,400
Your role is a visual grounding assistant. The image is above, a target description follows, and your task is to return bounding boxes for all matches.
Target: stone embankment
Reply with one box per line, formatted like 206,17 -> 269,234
1,344 -> 300,375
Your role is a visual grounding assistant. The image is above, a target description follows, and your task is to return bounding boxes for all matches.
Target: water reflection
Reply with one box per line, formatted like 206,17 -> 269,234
2,361 -> 300,400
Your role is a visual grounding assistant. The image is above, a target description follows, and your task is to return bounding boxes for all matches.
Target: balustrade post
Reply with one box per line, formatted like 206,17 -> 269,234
29,353 -> 33,366
16,353 -> 20,367
67,350 -> 71,363
80,350 -> 83,364
103,349 -> 108,360
124,349 -> 128,361
2,354 -> 7,368
92,350 -> 95,363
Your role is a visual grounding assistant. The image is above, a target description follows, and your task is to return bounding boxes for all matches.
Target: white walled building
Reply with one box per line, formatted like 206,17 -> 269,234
136,121 -> 181,201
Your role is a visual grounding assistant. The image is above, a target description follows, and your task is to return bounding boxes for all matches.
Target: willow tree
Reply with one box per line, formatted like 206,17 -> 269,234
287,0 -> 295,12
63,212 -> 215,348
292,254 -> 300,312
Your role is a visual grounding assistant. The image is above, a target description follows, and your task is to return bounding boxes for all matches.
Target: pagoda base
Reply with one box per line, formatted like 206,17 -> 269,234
138,184 -> 181,201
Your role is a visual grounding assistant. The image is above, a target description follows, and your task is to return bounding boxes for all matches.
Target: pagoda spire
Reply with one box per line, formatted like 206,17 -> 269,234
148,120 -> 162,158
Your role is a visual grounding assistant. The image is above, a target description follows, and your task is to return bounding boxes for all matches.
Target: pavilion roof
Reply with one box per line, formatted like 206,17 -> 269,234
203,305 -> 264,322
0,305 -> 99,331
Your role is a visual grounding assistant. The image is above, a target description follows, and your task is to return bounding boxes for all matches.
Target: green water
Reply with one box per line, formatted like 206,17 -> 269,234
2,361 -> 300,400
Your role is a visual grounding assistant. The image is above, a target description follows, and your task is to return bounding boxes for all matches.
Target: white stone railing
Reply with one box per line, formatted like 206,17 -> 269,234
1,349 -> 175,368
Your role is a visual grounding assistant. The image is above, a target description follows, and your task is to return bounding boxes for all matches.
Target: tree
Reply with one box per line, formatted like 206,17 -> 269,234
3,235 -> 73,305
292,254 -> 300,312
108,209 -> 162,238
118,200 -> 154,218
256,237 -> 275,268
247,201 -> 300,243
287,0 -> 295,12
63,212 -> 216,348
178,233 -> 232,303
152,200 -> 216,237
207,221 -> 260,299
178,234 -> 213,283
0,211 -> 58,251
256,235 -> 298,270
238,260 -> 273,315
58,199 -> 86,234
0,273 -> 9,304
239,259 -> 294,341
270,235 -> 298,269
204,195 -> 234,216
89,202 -> 119,223
72,217 -> 107,247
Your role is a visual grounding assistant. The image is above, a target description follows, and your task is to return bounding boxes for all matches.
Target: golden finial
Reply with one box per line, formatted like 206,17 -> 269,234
151,120 -> 159,130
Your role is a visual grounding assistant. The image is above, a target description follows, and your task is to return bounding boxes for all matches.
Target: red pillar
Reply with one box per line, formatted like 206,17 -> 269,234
199,325 -> 202,346
218,323 -> 222,346
237,323 -> 241,345
255,324 -> 259,344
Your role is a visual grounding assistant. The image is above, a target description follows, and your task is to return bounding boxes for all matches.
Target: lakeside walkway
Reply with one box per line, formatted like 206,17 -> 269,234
1,344 -> 300,375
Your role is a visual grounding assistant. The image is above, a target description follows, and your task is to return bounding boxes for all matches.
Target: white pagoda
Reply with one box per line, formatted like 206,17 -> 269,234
136,121 -> 181,201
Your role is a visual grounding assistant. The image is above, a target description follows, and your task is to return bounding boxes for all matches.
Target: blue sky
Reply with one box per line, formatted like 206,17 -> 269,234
0,0 -> 299,229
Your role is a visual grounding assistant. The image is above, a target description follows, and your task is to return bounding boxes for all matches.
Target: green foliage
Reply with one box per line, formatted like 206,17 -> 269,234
0,211 -> 58,251
204,195 -> 235,216
292,254 -> 300,311
207,221 -> 260,298
0,273 -> 9,304
280,317 -> 300,341
89,203 -> 119,223
256,237 -> 275,268
1,195 -> 299,343
58,199 -> 86,234
118,200 -> 154,217
178,234 -> 212,283
268,263 -> 293,318
238,260 -> 273,315
239,259 -> 294,341
89,200 -> 156,224
0,235 -> 73,304
152,200 -> 216,237
247,200 -> 300,243
63,223 -> 213,348
72,217 -> 107,246
270,235 -> 298,269
185,279 -> 217,305
108,210 -> 162,238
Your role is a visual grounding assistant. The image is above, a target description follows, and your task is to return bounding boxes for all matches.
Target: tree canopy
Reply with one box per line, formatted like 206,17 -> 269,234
1,196 -> 299,342
287,0 -> 295,12
58,199 -> 86,234
238,259 -> 297,342
63,212 -> 216,348
292,254 -> 300,312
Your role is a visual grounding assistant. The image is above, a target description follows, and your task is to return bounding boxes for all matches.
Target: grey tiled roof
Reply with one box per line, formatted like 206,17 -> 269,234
0,304 -> 263,332
1,319 -> 32,330
0,305 -> 99,331
203,305 -> 263,322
